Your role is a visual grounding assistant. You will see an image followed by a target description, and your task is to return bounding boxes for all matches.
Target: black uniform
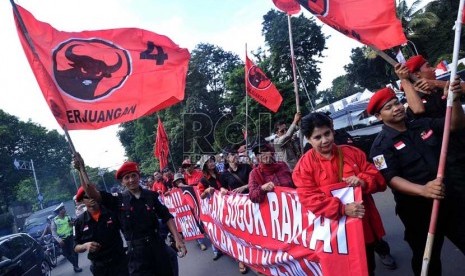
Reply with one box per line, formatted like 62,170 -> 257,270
100,189 -> 175,276
406,89 -> 465,254
369,118 -> 446,276
74,207 -> 128,276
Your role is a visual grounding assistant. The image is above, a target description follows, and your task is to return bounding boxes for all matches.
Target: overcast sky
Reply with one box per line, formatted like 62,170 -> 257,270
0,0 -> 367,170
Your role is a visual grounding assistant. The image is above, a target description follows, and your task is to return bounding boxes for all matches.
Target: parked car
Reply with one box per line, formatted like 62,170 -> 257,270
0,233 -> 51,275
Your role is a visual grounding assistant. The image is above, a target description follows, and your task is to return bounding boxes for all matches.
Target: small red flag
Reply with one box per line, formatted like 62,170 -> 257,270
13,4 -> 190,130
245,54 -> 283,113
272,0 -> 301,15
297,0 -> 407,50
154,117 -> 169,171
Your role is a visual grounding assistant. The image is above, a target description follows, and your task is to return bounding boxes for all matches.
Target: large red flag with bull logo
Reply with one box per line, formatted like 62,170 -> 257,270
13,4 -> 190,130
295,0 -> 406,50
245,54 -> 283,113
154,117 -> 169,171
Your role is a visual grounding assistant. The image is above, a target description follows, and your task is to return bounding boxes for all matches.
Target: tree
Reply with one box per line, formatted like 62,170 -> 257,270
344,47 -> 397,91
0,110 -> 74,210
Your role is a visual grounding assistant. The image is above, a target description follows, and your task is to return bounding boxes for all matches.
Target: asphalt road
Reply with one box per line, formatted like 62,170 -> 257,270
53,188 -> 465,275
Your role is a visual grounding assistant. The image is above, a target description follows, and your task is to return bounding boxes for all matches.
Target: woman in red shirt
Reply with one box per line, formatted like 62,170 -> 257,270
292,112 -> 386,276
248,142 -> 295,203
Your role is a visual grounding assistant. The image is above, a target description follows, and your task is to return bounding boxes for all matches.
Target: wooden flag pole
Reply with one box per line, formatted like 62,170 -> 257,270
287,14 -> 304,154
421,1 -> 464,275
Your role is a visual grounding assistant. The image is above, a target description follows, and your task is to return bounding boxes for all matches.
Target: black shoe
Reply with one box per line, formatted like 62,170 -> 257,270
74,266 -> 83,273
213,251 -> 223,261
379,254 -> 397,270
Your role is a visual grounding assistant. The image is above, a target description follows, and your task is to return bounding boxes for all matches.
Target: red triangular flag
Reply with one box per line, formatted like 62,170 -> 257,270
297,0 -> 407,50
154,117 -> 169,171
272,0 -> 301,15
13,4 -> 190,130
245,54 -> 283,113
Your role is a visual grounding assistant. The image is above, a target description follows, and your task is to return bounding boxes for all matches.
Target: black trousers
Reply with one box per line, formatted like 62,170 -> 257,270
61,236 -> 79,268
397,201 -> 444,276
90,255 -> 129,276
127,236 -> 174,276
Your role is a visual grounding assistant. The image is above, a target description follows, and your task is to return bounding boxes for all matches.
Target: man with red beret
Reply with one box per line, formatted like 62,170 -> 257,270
402,55 -> 465,97
368,80 -> 465,276
73,155 -> 187,276
73,186 -> 128,276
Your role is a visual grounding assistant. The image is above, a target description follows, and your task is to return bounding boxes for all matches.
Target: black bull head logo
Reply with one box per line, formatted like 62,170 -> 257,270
248,66 -> 271,90
53,42 -> 125,100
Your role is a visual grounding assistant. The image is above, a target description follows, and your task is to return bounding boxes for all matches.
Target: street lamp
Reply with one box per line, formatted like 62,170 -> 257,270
13,159 -> 43,209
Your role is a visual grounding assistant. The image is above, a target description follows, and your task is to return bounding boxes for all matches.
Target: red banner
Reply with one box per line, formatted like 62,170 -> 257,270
160,188 -> 204,241
154,117 -> 169,170
245,54 -> 283,113
194,184 -> 368,276
297,0 -> 406,50
13,5 -> 190,130
272,0 -> 301,15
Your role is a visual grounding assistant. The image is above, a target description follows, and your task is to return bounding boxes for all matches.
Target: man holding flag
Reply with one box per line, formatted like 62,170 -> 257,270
369,79 -> 465,276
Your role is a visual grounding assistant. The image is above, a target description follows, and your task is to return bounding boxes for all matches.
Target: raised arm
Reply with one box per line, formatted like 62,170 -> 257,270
73,152 -> 102,202
396,63 -> 425,115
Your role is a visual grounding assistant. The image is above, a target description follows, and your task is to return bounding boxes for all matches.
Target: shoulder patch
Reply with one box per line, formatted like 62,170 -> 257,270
373,155 -> 387,170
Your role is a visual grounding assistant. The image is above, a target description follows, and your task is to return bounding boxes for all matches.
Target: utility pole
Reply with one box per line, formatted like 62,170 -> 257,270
13,159 -> 43,209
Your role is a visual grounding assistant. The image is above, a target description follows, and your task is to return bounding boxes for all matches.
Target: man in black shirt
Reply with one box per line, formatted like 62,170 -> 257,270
74,187 -> 128,276
74,155 -> 187,276
368,83 -> 465,276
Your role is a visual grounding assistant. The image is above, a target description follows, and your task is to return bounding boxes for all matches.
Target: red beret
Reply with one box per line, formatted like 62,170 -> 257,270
116,161 -> 140,179
75,186 -> 86,202
405,55 -> 427,73
367,88 -> 397,115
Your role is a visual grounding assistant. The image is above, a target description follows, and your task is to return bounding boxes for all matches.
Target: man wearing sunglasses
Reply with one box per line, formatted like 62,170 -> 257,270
273,112 -> 302,171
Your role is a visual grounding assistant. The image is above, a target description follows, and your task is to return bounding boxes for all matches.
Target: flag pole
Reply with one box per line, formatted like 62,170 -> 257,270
287,14 -> 304,154
245,44 -> 249,152
421,1 -> 464,275
12,1 -> 90,186
287,14 -> 300,113
10,0 -> 38,57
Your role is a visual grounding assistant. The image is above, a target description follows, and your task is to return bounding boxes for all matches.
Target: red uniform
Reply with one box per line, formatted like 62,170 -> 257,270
151,180 -> 166,194
184,170 -> 204,186
292,144 -> 386,243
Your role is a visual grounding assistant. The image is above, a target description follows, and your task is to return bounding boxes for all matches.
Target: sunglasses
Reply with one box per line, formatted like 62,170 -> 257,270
278,128 -> 288,134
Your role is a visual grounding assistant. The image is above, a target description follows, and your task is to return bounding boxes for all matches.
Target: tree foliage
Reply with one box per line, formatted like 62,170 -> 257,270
0,110 -> 75,211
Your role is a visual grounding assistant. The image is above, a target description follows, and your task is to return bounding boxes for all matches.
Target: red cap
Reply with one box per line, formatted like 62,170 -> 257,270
367,88 -> 397,115
405,55 -> 427,73
116,161 -> 140,179
75,186 -> 86,202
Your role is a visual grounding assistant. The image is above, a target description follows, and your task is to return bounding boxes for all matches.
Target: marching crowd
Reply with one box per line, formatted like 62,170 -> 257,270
45,55 -> 465,276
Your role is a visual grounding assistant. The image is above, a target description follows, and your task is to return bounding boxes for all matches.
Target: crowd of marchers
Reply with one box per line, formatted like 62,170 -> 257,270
45,55 -> 465,276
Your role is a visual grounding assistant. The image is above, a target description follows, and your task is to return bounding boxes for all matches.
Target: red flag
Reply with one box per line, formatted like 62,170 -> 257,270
245,54 -> 283,113
154,117 -> 169,170
272,0 -> 301,15
13,4 -> 190,130
297,0 -> 407,50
